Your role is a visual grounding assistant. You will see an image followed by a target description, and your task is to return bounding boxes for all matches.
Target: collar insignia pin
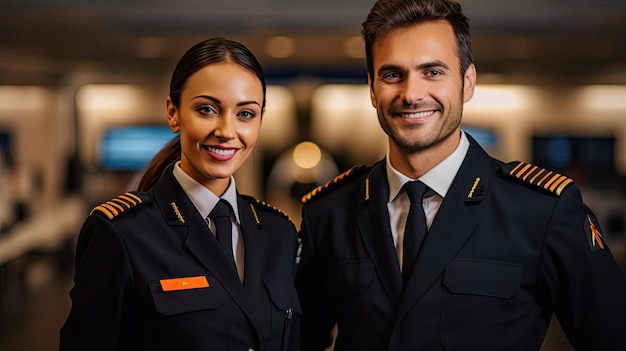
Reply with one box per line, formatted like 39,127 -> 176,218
171,202 -> 185,223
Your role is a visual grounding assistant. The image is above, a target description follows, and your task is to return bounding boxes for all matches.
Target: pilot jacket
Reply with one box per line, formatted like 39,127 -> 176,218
296,135 -> 626,351
60,169 -> 300,351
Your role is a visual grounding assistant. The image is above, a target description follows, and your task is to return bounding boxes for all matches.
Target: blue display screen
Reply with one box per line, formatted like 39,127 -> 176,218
99,125 -> 176,171
532,134 -> 616,189
462,125 -> 499,149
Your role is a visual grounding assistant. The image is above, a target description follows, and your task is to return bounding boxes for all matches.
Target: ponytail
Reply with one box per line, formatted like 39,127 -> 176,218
135,136 -> 181,191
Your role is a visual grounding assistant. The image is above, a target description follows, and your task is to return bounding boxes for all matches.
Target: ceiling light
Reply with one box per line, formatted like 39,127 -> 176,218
266,36 -> 295,59
344,36 -> 364,59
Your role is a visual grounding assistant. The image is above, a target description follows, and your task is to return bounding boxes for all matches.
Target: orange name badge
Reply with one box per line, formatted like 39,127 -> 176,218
160,276 -> 209,291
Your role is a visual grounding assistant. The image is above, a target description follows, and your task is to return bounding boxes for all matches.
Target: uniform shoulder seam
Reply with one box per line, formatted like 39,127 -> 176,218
301,165 -> 369,204
243,195 -> 293,224
90,192 -> 148,220
502,161 -> 574,196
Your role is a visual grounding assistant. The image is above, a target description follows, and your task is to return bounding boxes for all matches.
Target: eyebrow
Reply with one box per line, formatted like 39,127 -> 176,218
376,60 -> 451,76
193,95 -> 261,107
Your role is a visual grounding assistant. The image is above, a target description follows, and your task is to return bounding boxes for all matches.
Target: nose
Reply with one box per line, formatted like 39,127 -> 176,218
214,115 -> 235,140
401,74 -> 426,106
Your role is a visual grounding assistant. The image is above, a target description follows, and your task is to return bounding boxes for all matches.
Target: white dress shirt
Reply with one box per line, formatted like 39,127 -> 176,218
386,131 -> 470,261
172,161 -> 245,280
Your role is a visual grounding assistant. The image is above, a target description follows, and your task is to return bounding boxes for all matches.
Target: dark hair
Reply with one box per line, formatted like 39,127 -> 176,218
362,0 -> 473,78
136,38 -> 266,191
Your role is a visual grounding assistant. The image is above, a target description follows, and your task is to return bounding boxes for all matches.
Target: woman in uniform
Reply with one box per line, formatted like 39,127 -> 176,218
60,37 -> 300,351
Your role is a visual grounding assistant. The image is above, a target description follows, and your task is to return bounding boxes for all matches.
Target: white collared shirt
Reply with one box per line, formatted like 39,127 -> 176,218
172,161 -> 245,279
386,131 -> 470,250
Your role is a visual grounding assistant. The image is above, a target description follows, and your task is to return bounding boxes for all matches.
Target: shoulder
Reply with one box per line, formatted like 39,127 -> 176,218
241,195 -> 294,224
89,191 -> 152,220
500,161 -> 575,197
301,165 -> 370,204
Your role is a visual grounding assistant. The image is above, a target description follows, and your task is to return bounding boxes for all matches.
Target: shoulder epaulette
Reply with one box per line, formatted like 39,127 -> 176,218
90,192 -> 147,220
503,161 -> 574,196
301,165 -> 369,204
243,195 -> 293,224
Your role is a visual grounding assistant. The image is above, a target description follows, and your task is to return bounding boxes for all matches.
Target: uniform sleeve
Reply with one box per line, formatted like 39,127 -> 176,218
295,205 -> 337,351
59,214 -> 137,351
539,186 -> 626,350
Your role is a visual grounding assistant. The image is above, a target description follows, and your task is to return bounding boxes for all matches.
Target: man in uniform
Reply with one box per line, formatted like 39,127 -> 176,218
295,0 -> 626,350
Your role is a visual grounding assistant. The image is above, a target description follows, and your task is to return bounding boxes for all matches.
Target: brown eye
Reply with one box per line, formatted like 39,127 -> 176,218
196,105 -> 216,115
426,70 -> 442,77
238,110 -> 256,120
383,72 -> 401,80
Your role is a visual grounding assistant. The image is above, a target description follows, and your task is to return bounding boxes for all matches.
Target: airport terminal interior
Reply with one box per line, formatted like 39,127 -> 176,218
1,0 -> 626,349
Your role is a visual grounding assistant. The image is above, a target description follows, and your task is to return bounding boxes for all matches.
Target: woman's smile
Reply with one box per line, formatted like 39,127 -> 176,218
203,145 -> 239,161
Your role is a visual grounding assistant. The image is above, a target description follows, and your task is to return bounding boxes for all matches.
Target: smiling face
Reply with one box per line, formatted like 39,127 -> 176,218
167,61 -> 264,195
368,20 -> 476,175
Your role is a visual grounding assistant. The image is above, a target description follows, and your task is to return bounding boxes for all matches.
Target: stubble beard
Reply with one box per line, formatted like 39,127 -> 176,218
377,101 -> 463,154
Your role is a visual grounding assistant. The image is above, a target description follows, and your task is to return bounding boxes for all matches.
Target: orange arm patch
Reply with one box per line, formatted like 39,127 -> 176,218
584,214 -> 606,253
588,215 -> 605,250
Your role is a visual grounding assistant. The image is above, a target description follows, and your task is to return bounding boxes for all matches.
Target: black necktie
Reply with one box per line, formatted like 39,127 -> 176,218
402,180 -> 428,284
209,199 -> 236,269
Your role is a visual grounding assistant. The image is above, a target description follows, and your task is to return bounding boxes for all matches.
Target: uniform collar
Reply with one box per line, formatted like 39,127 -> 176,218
387,130 -> 470,202
172,161 -> 240,224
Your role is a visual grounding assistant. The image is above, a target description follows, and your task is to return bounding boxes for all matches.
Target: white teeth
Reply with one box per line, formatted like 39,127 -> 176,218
402,111 -> 434,118
206,147 -> 236,156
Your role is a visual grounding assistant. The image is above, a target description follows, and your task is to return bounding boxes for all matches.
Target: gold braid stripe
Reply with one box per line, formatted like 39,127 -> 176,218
301,167 -> 359,203
536,171 -> 553,186
554,178 -> 573,196
256,199 -> 292,222
107,201 -> 125,212
529,168 -> 545,183
507,161 -> 573,196
90,205 -> 115,220
522,165 -> 538,181
467,177 -> 481,198
249,204 -> 260,224
170,202 -> 185,223
101,203 -> 119,216
514,163 -> 532,178
510,162 -> 524,174
119,194 -> 138,206
90,192 -> 145,220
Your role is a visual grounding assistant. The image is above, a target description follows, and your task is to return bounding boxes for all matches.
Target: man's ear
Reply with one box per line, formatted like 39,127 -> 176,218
368,73 -> 376,108
463,64 -> 477,103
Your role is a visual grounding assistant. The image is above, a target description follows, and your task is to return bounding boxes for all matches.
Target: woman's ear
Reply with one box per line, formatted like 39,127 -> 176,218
166,97 -> 180,133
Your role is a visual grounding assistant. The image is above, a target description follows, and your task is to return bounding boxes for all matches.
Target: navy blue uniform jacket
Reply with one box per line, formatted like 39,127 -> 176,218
60,169 -> 300,351
296,136 -> 626,351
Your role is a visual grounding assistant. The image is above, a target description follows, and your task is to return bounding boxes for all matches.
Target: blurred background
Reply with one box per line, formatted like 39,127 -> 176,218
1,0 -> 625,349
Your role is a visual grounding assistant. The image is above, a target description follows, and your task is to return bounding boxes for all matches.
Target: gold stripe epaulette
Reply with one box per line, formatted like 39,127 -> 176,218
249,198 -> 292,223
301,165 -> 368,204
505,161 -> 574,196
90,192 -> 145,220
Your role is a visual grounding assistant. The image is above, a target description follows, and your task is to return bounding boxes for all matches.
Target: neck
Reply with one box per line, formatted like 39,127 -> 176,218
389,130 -> 461,179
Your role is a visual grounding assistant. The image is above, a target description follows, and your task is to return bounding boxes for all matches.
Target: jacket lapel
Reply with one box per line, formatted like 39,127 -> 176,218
357,161 -> 403,304
394,136 -> 491,322
237,194 -> 267,290
153,170 -> 261,345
